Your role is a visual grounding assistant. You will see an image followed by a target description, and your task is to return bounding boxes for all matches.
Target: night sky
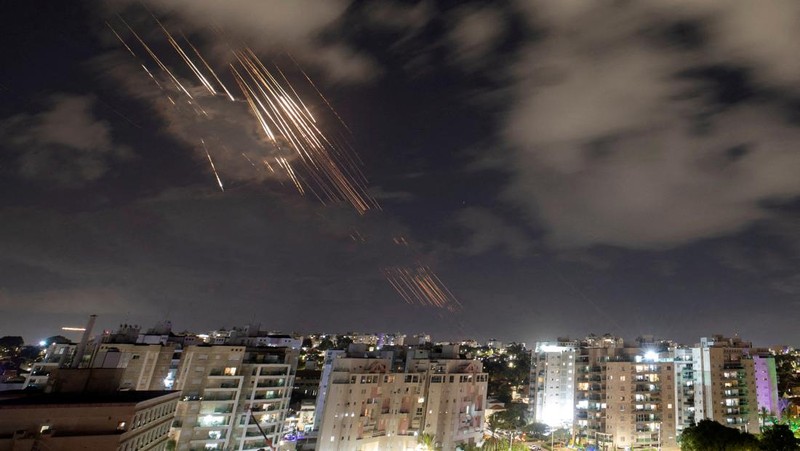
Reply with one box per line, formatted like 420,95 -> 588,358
1,1 -> 799,346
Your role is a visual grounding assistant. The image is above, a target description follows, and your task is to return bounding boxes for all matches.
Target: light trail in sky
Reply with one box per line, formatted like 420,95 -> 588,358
108,14 -> 459,311
201,139 -> 224,192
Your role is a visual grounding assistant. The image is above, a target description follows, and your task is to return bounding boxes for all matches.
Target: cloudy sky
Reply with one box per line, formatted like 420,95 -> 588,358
1,0 -> 798,346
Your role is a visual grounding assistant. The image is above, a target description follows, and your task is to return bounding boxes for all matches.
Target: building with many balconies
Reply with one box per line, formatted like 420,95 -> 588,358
691,335 -> 758,433
315,344 -> 487,451
171,344 -> 298,451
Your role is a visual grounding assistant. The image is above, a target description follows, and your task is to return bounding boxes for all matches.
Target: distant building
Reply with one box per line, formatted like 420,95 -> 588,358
486,339 -> 502,349
23,342 -> 76,389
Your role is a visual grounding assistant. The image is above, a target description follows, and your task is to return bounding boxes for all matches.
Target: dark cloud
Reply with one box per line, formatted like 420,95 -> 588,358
104,0 -> 378,83
0,94 -> 132,185
498,0 -> 800,249
446,4 -> 507,69
455,207 -> 534,258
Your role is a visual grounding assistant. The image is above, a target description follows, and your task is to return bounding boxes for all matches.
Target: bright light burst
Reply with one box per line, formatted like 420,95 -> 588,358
108,15 -> 377,214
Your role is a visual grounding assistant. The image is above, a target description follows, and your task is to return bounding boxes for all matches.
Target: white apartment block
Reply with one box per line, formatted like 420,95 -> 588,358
171,345 -> 298,451
529,340 -> 577,427
315,345 -> 487,451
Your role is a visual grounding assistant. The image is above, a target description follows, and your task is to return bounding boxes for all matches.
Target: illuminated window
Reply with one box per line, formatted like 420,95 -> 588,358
223,367 -> 237,376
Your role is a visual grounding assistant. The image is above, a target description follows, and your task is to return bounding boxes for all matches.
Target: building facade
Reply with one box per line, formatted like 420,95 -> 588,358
0,390 -> 179,451
691,336 -> 759,433
171,344 -> 298,451
529,340 -> 577,428
315,345 -> 487,451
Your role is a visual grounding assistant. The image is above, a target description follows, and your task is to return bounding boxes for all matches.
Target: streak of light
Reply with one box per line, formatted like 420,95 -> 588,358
230,48 -> 378,214
382,265 -> 462,312
201,139 -> 225,192
153,16 -> 217,95
106,22 -> 137,58
105,15 -> 457,310
241,152 -> 257,168
61,327 -> 86,332
181,33 -> 236,101
288,54 -> 352,133
118,16 -> 194,99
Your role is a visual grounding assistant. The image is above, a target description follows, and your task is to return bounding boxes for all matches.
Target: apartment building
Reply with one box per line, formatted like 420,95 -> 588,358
0,390 -> 179,451
673,348 -> 696,435
604,352 -> 678,450
171,344 -> 298,451
92,342 -> 176,390
751,352 -> 781,420
23,343 -> 77,389
315,345 -> 487,451
529,339 -> 577,428
571,337 -> 685,450
691,336 -> 758,433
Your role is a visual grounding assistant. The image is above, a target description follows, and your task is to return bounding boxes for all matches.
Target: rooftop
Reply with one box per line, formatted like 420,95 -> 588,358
0,390 -> 178,407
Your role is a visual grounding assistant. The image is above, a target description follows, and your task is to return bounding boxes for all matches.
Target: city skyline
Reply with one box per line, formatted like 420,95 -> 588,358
2,1 -> 800,345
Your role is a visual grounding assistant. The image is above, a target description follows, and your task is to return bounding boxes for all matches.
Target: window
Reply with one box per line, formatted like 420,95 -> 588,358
224,367 -> 237,376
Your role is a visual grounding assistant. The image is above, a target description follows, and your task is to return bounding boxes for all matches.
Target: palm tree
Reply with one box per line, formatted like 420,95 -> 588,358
417,433 -> 438,450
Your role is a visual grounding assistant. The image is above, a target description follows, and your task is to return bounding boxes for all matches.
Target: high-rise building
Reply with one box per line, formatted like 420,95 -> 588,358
751,352 -> 781,420
604,350 -> 678,450
314,344 -> 487,450
171,344 -> 298,451
529,339 -> 577,427
571,336 -> 683,450
672,348 -> 696,435
691,335 -> 758,433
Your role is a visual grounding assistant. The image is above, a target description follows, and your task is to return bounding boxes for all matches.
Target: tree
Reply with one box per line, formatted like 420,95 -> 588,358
0,336 -> 24,351
417,433 -> 438,450
524,422 -> 549,440
680,419 -> 759,450
759,424 -> 800,450
335,336 -> 353,350
488,404 -> 526,434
